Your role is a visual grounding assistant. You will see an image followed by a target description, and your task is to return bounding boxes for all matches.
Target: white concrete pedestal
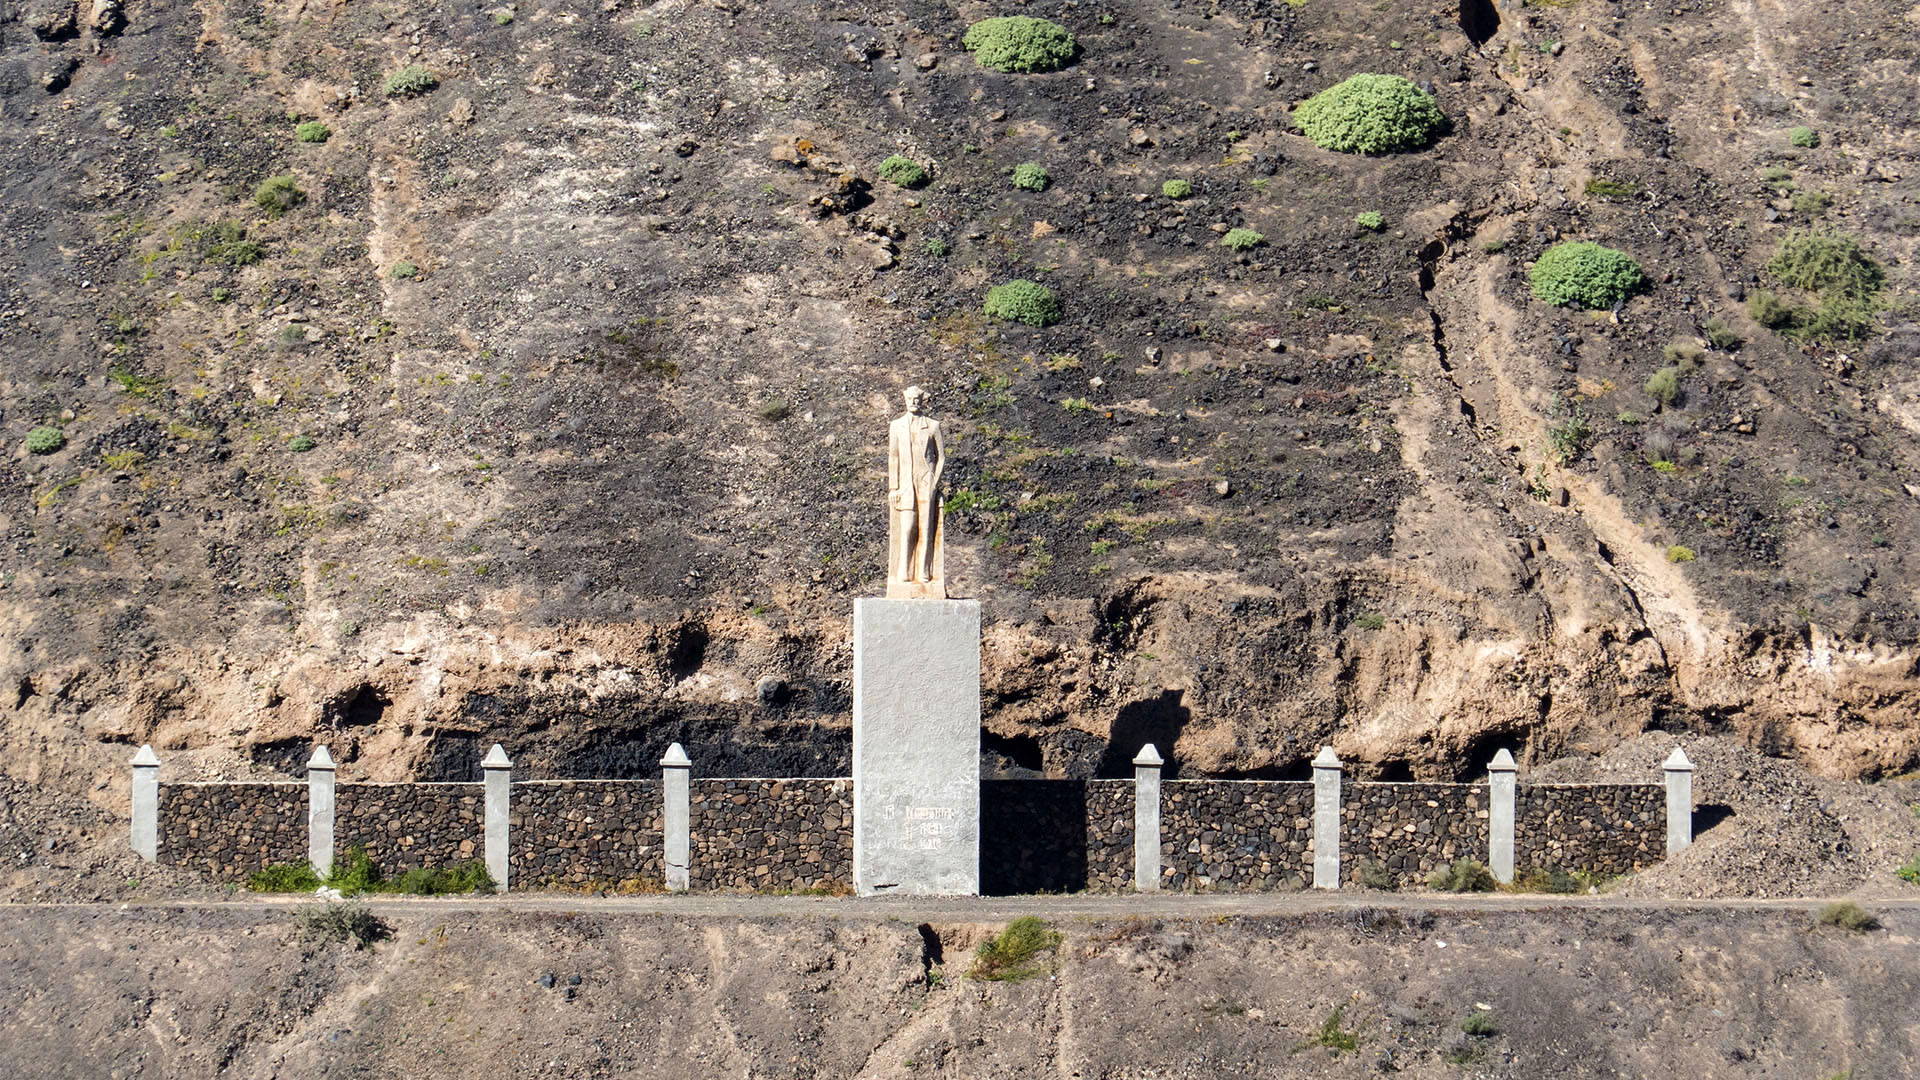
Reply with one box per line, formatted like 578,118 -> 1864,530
853,598 -> 981,896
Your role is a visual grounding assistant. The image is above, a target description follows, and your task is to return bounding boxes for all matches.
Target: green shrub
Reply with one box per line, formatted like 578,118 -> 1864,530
1161,179 -> 1192,199
253,174 -> 306,218
1815,901 -> 1878,933
877,155 -> 928,188
1897,854 -> 1920,884
326,845 -> 380,896
1355,210 -> 1384,231
288,435 -> 317,452
388,861 -> 493,895
1351,612 -> 1385,630
1221,227 -> 1264,251
1792,189 -> 1832,215
1547,398 -> 1589,464
1748,289 -> 1794,328
1584,177 -> 1638,198
1516,867 -> 1579,894
298,902 -> 389,950
1766,231 -> 1882,297
1646,366 -> 1684,406
389,261 -> 419,280
1662,340 -> 1705,368
249,863 -> 321,892
924,237 -> 950,257
1789,125 -> 1819,149
1011,162 -> 1050,191
969,916 -> 1061,980
1306,1004 -> 1360,1053
962,16 -> 1078,73
1357,860 -> 1396,890
757,398 -> 790,421
1293,74 -> 1448,154
1528,241 -> 1645,309
1459,1011 -> 1498,1037
295,120 -> 332,143
1427,858 -> 1495,892
384,64 -> 438,97
1666,544 -> 1696,564
984,279 -> 1061,327
24,427 -> 66,454
1704,318 -> 1742,351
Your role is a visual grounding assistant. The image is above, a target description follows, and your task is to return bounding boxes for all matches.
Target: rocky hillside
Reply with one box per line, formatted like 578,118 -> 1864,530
3,0 -> 1918,813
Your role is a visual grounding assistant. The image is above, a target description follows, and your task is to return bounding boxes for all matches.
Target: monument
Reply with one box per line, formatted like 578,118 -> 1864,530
852,386 -> 981,896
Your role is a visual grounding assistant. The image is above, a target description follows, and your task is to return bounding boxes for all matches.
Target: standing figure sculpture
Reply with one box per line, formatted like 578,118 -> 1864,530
887,385 -> 946,598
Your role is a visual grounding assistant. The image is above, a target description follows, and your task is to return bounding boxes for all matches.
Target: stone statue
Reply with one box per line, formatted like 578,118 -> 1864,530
887,385 -> 946,598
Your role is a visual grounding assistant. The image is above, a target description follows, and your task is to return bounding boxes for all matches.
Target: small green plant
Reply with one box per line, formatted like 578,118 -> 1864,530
211,287 -> 232,302
1789,125 -> 1819,149
24,427 -> 66,454
1355,210 -> 1384,231
1896,853 -> 1920,884
492,10 -> 513,24
924,237 -> 950,257
1011,162 -> 1051,191
1547,398 -> 1589,464
1161,179 -> 1192,199
1762,164 -> 1793,184
984,279 -> 1061,327
757,398 -> 790,421
1060,396 -> 1092,412
1815,901 -> 1878,933
1516,867 -> 1579,893
1646,366 -> 1684,406
1662,340 -> 1705,368
877,155 -> 928,188
383,64 -> 439,97
298,902 -> 390,949
253,174 -> 306,218
1792,189 -> 1832,215
295,120 -> 332,143
969,916 -> 1061,980
1529,241 -> 1645,309
288,435 -> 316,453
1221,227 -> 1265,251
387,862 -> 494,895
1704,318 -> 1742,351
1480,238 -> 1507,254
1755,231 -> 1886,345
961,16 -> 1078,73
1427,858 -> 1495,892
1357,860 -> 1396,890
1304,1004 -> 1360,1054
1352,612 -> 1385,631
1748,289 -> 1794,328
1666,544 -> 1696,564
249,863 -> 322,892
390,261 -> 419,280
1293,73 -> 1448,154
1459,1011 -> 1498,1037
1584,177 -> 1637,198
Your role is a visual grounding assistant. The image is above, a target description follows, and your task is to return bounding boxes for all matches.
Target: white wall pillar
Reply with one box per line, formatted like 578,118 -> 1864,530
1664,747 -> 1694,855
130,745 -> 160,863
1132,744 -> 1163,892
1488,748 -> 1516,884
1311,746 -> 1342,890
662,743 -> 691,892
481,743 -> 512,892
307,745 -> 336,878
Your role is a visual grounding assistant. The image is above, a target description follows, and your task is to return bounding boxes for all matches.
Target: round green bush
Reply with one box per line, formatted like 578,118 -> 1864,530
1221,228 -> 1264,251
877,155 -> 928,188
962,16 -> 1078,74
1011,162 -> 1050,191
1528,241 -> 1646,309
24,427 -> 65,454
1294,74 -> 1448,155
1789,125 -> 1819,149
383,65 -> 438,98
253,174 -> 306,218
1356,210 -> 1385,231
288,435 -> 317,453
983,279 -> 1061,327
1161,179 -> 1192,199
295,121 -> 332,144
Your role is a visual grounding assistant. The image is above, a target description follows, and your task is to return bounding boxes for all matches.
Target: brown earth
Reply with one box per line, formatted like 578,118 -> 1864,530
2,0 -> 1920,895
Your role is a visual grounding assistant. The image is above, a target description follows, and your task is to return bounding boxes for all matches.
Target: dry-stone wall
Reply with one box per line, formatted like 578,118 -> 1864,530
1160,781 -> 1313,891
981,779 -> 1132,893
689,778 -> 851,891
157,783 -> 304,880
1516,783 -> 1663,874
335,783 -> 482,871
511,780 -> 663,887
1342,782 -> 1487,886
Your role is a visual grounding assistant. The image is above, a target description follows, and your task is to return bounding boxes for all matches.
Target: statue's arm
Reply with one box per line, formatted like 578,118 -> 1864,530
931,421 -> 945,493
886,421 -> 900,496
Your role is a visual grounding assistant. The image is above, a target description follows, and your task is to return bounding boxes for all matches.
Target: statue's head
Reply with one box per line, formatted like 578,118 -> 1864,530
903,385 -> 925,414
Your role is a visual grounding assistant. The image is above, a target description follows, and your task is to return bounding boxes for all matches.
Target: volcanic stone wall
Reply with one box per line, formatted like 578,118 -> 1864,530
157,782 -> 305,880
1160,780 -> 1314,891
689,778 -> 852,891
1516,783 -> 1664,874
981,779 -> 1133,893
511,780 -> 663,887
1342,782 -> 1488,886
334,783 -> 483,871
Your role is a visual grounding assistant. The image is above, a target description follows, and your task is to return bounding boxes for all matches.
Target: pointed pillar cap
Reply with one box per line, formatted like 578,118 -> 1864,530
480,743 -> 513,770
1488,748 -> 1517,772
1663,747 -> 1694,772
1311,746 -> 1342,769
307,745 -> 336,770
1132,743 -> 1164,768
660,742 -> 691,768
131,744 -> 161,768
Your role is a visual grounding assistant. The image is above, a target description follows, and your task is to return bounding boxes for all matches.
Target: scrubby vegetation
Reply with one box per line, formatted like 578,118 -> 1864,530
1459,1011 -> 1498,1037
1789,125 -> 1820,149
1303,1004 -> 1360,1053
877,155 -> 928,188
1427,858 -> 1495,892
287,435 -> 317,452
1815,901 -> 1879,933
24,427 -> 66,454
1528,241 -> 1645,309
252,175 -> 306,218
1355,210 -> 1384,231
1293,74 -> 1448,154
383,64 -> 438,97
1751,231 -> 1885,345
1161,179 -> 1192,199
294,120 -> 331,143
297,902 -> 389,950
962,16 -> 1078,73
984,279 -> 1061,327
249,846 -> 492,897
1011,162 -> 1050,191
1221,228 -> 1265,251
968,916 -> 1060,980
1357,859 -> 1396,889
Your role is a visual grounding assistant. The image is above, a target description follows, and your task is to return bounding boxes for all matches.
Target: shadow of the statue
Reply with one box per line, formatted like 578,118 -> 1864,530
1095,688 -> 1192,779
